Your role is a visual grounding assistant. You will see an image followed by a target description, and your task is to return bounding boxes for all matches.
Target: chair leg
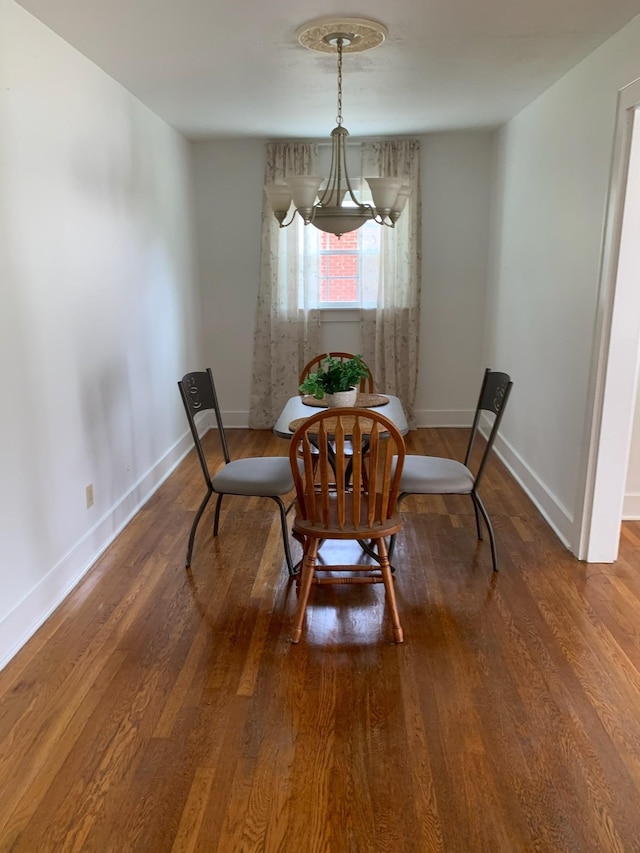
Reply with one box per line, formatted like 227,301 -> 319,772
473,493 -> 499,572
290,538 -> 318,643
387,493 -> 407,561
387,533 -> 397,561
375,538 -> 403,643
185,486 -> 214,568
271,497 -> 297,577
213,493 -> 225,536
470,492 -> 484,541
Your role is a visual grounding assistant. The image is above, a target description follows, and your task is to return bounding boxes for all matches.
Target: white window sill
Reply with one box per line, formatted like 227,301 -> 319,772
319,308 -> 362,322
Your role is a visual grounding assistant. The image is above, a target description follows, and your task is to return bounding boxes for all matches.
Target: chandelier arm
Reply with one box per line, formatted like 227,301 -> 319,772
343,168 -> 371,211
276,208 -> 300,228
318,130 -> 340,206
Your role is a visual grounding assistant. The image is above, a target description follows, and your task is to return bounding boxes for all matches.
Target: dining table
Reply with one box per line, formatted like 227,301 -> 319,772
272,392 -> 409,440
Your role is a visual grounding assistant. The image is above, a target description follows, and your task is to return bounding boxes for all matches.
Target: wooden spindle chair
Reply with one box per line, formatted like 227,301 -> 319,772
288,407 -> 406,644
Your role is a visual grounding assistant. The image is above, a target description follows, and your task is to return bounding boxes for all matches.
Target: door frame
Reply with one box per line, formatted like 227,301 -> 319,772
578,77 -> 640,561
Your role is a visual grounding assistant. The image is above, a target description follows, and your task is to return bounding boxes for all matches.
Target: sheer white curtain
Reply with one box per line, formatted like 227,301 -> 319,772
249,143 -> 322,428
360,140 -> 421,427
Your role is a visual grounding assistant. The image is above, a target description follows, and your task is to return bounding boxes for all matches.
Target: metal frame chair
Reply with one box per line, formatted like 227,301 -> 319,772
289,407 -> 406,643
390,368 -> 513,571
178,368 -> 296,575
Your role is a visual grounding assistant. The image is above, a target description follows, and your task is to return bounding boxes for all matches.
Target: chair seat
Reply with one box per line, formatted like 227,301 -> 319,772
399,455 -> 474,494
212,457 -> 294,496
293,495 -> 402,540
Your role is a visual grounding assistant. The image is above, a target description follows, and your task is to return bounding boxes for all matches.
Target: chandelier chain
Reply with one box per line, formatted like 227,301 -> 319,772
336,37 -> 343,126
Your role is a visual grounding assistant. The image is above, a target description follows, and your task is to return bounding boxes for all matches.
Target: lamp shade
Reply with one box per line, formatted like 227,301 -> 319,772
365,177 -> 403,212
390,185 -> 410,216
264,184 -> 292,218
286,176 -> 323,210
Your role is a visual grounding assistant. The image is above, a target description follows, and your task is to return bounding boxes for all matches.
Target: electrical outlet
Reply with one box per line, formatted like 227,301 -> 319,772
86,484 -> 94,508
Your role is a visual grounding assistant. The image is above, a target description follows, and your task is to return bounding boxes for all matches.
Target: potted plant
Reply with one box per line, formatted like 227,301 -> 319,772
299,354 -> 369,407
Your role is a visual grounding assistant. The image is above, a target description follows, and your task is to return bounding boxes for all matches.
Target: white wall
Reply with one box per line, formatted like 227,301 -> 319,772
0,0 -> 202,668
417,132 -> 494,426
191,131 -> 495,427
191,141 -> 265,426
488,13 -> 640,549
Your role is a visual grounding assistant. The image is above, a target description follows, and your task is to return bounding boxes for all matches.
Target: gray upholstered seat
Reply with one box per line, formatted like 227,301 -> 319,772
398,456 -> 474,494
392,368 -> 513,572
178,368 -> 296,575
212,456 -> 296,497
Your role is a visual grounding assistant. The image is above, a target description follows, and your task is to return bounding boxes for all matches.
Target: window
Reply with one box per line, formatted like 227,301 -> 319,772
298,217 -> 381,309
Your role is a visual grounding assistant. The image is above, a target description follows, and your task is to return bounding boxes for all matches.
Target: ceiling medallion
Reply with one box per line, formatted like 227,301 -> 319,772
296,17 -> 387,53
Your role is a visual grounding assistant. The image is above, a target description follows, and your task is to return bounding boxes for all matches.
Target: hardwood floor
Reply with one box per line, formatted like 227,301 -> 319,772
1,427 -> 640,851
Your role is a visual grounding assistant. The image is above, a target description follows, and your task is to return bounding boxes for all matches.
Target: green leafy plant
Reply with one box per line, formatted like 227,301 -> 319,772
299,354 -> 369,399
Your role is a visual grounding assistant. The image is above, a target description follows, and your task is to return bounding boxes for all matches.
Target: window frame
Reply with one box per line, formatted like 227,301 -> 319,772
300,218 -> 381,311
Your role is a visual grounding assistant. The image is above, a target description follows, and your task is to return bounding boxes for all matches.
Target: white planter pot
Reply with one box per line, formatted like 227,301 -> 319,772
325,388 -> 358,408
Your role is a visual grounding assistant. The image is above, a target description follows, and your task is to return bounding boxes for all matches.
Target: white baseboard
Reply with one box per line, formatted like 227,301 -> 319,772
401,410 -> 576,552
623,493 -> 640,520
491,431 -> 574,550
389,409 -> 576,550
413,409 -> 475,428
0,429 -> 197,672
222,411 -> 250,429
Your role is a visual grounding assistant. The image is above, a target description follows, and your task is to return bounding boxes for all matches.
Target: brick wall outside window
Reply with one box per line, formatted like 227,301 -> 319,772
319,231 -> 359,303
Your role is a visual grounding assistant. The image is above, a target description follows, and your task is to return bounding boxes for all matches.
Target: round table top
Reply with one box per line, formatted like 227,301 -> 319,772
273,393 -> 408,440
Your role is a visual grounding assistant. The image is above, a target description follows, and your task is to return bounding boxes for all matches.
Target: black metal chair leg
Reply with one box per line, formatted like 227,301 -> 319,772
474,493 -> 499,572
185,486 -> 214,568
270,497 -> 297,576
357,537 -> 397,573
470,492 -> 484,541
213,493 -> 225,536
387,492 -> 407,561
387,533 -> 397,561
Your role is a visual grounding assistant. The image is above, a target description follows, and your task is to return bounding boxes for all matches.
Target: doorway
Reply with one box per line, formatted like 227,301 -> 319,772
579,78 -> 640,561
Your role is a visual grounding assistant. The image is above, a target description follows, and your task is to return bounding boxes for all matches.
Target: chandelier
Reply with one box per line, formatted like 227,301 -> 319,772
264,17 -> 409,238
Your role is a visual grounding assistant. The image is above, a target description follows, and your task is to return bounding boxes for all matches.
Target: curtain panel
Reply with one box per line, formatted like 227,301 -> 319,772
360,140 -> 422,427
249,143 -> 321,429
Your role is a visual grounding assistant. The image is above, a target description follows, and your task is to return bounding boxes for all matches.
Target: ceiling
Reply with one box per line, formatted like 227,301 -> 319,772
16,0 -> 640,140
